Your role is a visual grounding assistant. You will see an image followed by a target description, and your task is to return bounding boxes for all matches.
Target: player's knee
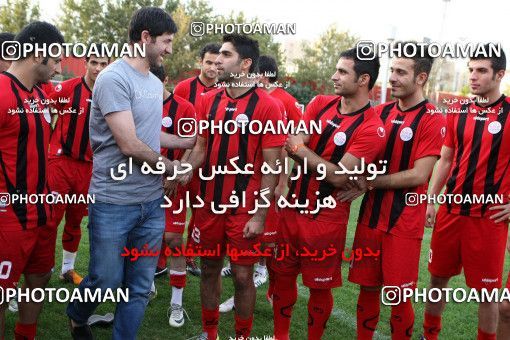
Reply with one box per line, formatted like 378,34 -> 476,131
232,268 -> 253,289
24,271 -> 52,288
429,275 -> 449,288
165,234 -> 182,249
500,301 -> 510,322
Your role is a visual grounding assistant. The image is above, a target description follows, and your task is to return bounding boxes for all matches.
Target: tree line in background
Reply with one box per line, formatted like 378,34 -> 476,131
4,0 -> 496,105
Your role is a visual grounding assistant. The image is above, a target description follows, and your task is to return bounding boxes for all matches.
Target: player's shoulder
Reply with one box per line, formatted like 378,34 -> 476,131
0,73 -> 16,106
175,76 -> 196,88
373,100 -> 397,115
273,87 -> 298,102
307,94 -> 339,109
199,87 -> 223,102
54,77 -> 81,94
172,93 -> 195,110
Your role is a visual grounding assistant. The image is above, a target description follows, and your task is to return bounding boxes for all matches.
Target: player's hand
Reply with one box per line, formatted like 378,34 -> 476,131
489,202 -> 510,224
274,183 -> 286,211
285,134 -> 304,154
507,234 -> 510,253
163,178 -> 178,198
425,203 -> 437,228
336,188 -> 364,202
243,217 -> 264,239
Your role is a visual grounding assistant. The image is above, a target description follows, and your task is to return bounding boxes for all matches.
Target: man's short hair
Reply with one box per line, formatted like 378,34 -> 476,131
199,43 -> 221,60
258,55 -> 278,83
470,43 -> 506,73
339,46 -> 380,90
85,43 -> 111,62
128,7 -> 178,44
15,22 -> 65,61
222,34 -> 259,73
150,65 -> 166,83
394,41 -> 434,81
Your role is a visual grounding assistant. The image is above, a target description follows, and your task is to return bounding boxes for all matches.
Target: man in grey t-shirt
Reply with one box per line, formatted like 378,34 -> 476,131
67,8 -> 179,340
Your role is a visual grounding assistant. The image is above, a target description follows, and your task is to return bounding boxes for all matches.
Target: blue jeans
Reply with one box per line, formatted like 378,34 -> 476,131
67,197 -> 164,340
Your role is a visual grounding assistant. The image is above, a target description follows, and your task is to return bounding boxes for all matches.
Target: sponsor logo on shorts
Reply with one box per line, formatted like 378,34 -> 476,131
313,276 -> 333,283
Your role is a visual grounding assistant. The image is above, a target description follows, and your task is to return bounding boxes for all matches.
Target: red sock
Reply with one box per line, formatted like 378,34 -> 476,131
307,288 -> 333,340
390,300 -> 414,339
357,289 -> 381,340
14,322 -> 37,340
273,273 -> 298,340
235,314 -> 253,338
477,328 -> 496,340
201,307 -> 219,339
169,272 -> 186,288
423,312 -> 441,340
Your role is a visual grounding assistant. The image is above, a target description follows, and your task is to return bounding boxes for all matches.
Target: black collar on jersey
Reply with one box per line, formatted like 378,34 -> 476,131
474,94 -> 506,109
396,99 -> 428,113
163,92 -> 174,104
196,75 -> 216,89
224,84 -> 257,100
336,100 -> 371,116
81,77 -> 92,93
2,71 -> 33,93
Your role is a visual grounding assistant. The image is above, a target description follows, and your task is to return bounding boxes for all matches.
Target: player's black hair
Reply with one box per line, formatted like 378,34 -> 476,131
393,41 -> 434,83
339,46 -> 380,90
15,21 -> 65,61
470,43 -> 506,73
258,55 -> 278,83
128,7 -> 178,43
199,42 -> 221,60
150,64 -> 166,83
222,34 -> 259,73
85,43 -> 111,62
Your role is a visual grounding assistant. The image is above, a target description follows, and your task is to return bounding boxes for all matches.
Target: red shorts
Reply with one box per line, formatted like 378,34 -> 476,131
190,207 -> 261,265
348,223 -> 421,288
271,208 -> 347,289
164,187 -> 188,234
428,206 -> 508,290
47,156 -> 91,222
261,200 -> 279,244
0,224 -> 57,289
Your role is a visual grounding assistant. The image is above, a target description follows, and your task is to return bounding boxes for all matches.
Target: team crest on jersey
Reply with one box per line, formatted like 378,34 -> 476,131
191,227 -> 200,244
236,113 -> 249,126
488,121 -> 502,134
333,131 -> 347,146
428,249 -> 433,263
295,102 -> 304,113
55,83 -> 62,92
162,116 -> 173,128
440,127 -> 446,138
377,127 -> 386,138
43,108 -> 51,123
400,127 -> 413,141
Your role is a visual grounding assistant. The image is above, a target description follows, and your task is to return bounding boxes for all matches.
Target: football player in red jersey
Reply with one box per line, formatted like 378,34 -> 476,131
150,64 -> 196,327
218,54 -> 303,312
0,21 -> 63,340
173,42 -> 220,277
424,45 -> 509,340
185,34 -> 285,340
272,47 -> 386,340
47,52 -> 110,286
339,43 -> 445,340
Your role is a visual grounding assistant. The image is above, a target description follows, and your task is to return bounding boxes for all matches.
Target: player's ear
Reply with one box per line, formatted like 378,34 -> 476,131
416,72 -> 428,86
358,73 -> 370,88
496,69 -> 505,81
242,58 -> 253,74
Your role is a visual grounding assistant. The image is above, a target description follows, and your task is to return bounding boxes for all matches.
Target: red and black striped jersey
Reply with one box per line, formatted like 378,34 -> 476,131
358,100 -> 446,238
48,77 -> 93,162
37,81 -> 54,97
270,88 -> 302,124
197,86 -> 286,213
174,76 -> 217,106
160,92 -> 196,161
0,72 -> 52,230
444,95 -> 510,217
287,95 -> 387,223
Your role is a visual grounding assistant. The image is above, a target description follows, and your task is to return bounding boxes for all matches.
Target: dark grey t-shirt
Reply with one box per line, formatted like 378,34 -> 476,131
89,59 -> 163,204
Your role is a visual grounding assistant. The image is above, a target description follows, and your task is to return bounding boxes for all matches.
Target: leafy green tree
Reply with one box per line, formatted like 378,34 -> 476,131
0,0 -> 40,33
293,25 -> 357,95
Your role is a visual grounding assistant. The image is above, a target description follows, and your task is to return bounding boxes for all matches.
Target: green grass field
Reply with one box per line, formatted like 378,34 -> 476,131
4,197 -> 506,339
